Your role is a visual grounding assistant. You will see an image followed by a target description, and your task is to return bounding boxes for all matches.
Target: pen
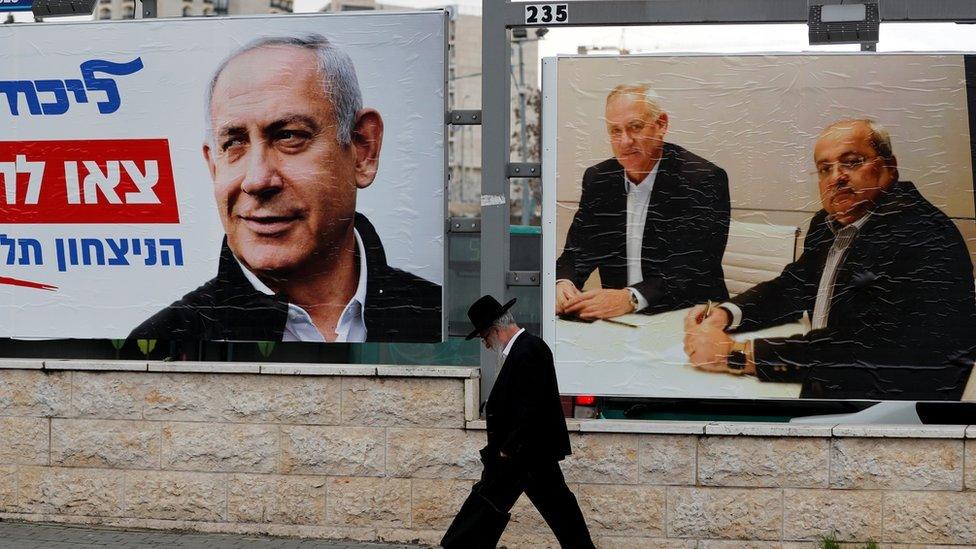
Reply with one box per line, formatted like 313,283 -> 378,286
696,300 -> 715,324
602,317 -> 640,328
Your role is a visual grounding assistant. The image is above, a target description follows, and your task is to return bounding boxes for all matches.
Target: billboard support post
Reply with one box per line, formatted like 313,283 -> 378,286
479,0 -> 976,407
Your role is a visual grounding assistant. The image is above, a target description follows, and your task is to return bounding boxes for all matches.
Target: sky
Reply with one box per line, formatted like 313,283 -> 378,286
10,0 -> 976,60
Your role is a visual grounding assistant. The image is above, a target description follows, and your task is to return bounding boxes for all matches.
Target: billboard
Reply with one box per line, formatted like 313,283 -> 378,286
542,53 -> 976,401
0,12 -> 447,343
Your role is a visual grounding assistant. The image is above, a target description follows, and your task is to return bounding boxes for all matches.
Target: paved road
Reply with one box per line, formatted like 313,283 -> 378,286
0,522 -> 430,549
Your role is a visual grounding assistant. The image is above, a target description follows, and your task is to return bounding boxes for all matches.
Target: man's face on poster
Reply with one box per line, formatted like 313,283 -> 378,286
204,45 -> 376,279
814,121 -> 896,226
605,93 -> 668,178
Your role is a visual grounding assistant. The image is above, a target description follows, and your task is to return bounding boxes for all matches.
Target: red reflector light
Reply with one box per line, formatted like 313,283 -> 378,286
575,395 -> 596,406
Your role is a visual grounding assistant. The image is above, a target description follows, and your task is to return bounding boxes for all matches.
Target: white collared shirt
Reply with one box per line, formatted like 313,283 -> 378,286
623,164 -> 659,310
236,229 -> 368,342
501,328 -> 526,362
721,212 -> 872,331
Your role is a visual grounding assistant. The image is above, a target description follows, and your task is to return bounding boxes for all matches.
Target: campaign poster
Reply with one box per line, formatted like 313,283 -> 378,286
0,12 -> 447,343
542,54 -> 976,401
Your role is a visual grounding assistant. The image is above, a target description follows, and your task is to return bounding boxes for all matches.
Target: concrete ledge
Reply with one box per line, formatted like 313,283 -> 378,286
148,362 -> 261,374
44,360 -> 148,372
375,365 -> 480,379
579,419 -> 706,435
832,424 -> 969,439
704,422 -> 833,437
967,425 -> 976,438
0,359 -> 44,370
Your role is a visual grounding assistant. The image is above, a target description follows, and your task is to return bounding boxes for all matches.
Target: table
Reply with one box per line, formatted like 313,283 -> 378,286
554,307 -> 807,399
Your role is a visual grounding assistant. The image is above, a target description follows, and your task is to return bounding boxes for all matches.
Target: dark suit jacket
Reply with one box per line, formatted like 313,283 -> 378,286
129,213 -> 442,343
730,181 -> 976,400
556,143 -> 730,314
484,331 -> 572,462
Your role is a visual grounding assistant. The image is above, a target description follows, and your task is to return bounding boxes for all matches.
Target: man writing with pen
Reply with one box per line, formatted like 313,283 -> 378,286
682,119 -> 976,400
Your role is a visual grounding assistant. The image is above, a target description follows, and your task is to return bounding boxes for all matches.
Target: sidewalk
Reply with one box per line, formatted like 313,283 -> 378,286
0,522 -> 430,549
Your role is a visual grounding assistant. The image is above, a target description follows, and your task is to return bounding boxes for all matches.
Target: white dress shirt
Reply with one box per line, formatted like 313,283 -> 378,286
237,229 -> 368,342
623,165 -> 659,311
500,328 -> 526,364
720,213 -> 871,331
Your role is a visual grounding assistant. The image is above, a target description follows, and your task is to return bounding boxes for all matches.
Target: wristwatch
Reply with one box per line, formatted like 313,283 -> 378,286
727,340 -> 748,374
627,288 -> 640,311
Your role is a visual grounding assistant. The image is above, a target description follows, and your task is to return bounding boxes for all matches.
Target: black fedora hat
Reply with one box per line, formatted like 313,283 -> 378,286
465,295 -> 517,340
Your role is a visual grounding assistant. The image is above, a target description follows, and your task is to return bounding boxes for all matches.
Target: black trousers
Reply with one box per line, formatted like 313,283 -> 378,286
441,448 -> 595,549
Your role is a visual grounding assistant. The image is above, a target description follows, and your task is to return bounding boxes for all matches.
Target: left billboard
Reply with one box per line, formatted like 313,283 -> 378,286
0,12 -> 447,343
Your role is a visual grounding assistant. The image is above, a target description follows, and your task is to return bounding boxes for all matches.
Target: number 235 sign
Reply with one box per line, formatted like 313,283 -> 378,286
524,3 -> 569,24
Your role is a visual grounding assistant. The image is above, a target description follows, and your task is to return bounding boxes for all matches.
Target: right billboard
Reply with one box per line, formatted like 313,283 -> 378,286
542,54 -> 976,401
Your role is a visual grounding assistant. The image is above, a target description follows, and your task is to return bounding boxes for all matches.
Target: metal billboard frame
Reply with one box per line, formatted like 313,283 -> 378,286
478,0 -> 976,406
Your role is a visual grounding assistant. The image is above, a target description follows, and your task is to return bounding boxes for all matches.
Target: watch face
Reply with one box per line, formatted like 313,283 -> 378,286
727,351 -> 747,371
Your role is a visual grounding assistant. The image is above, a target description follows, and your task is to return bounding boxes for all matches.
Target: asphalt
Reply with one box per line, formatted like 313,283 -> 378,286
0,522 -> 430,549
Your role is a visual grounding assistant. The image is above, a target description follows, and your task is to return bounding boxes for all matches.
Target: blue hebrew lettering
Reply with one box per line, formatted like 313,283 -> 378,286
80,238 -> 105,266
158,239 -> 183,266
0,81 -> 41,116
142,238 -> 157,266
0,234 -> 14,264
80,58 -> 144,115
106,239 -> 130,266
63,79 -> 88,103
33,80 -> 69,116
17,238 -> 41,265
55,238 -> 67,272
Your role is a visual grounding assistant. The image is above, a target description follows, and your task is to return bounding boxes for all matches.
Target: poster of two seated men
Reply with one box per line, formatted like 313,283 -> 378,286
547,53 -> 976,401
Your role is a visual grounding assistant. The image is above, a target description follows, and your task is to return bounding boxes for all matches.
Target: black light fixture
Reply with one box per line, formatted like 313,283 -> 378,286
808,0 -> 880,46
31,0 -> 98,17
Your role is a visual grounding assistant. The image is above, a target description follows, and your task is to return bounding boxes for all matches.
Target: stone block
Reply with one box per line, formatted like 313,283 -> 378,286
124,470 -> 226,522
71,371 -> 154,419
698,543 -> 794,549
699,436 -> 829,488
340,377 -> 463,428
638,434 -> 696,485
783,489 -> 882,541
966,439 -> 976,491
0,417 -> 49,465
227,474 -> 326,525
498,528 -> 559,548
326,477 -> 410,528
593,538 -> 696,549
667,487 -> 782,540
386,428 -> 482,479
162,423 -> 277,473
883,491 -> 976,544
0,370 -> 71,417
51,419 -> 159,469
280,426 -> 384,476
0,466 -> 18,512
507,492 -> 549,532
19,466 -> 124,516
577,484 -> 665,536
562,433 -> 639,484
830,438 -> 964,490
411,478 -> 473,529
145,373 -> 341,424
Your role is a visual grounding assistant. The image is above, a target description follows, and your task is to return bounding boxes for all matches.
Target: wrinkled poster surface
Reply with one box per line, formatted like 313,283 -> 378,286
0,13 -> 446,343
543,54 -> 976,400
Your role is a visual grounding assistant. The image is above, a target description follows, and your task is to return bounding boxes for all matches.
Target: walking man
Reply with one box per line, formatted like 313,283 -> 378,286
442,295 -> 594,548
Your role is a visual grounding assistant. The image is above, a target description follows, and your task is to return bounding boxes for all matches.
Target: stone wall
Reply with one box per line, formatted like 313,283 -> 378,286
0,359 -> 974,547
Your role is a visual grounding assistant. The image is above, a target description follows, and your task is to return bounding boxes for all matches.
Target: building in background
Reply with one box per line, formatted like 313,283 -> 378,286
95,0 -> 293,20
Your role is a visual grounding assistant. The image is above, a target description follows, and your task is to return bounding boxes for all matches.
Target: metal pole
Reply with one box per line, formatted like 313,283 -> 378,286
517,40 -> 530,226
480,0 -> 512,403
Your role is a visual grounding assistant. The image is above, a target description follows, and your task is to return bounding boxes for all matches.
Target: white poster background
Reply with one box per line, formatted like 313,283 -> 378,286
0,12 -> 446,339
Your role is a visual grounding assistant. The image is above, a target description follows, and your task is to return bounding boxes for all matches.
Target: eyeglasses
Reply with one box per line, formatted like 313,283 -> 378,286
814,155 -> 879,180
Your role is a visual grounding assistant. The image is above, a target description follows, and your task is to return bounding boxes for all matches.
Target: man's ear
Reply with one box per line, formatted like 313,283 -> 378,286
351,108 -> 384,189
202,142 -> 217,181
656,112 -> 670,134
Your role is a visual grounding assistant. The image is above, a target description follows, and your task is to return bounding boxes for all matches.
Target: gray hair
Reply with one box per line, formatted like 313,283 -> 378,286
491,311 -> 516,330
205,34 -> 363,147
606,83 -> 665,119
